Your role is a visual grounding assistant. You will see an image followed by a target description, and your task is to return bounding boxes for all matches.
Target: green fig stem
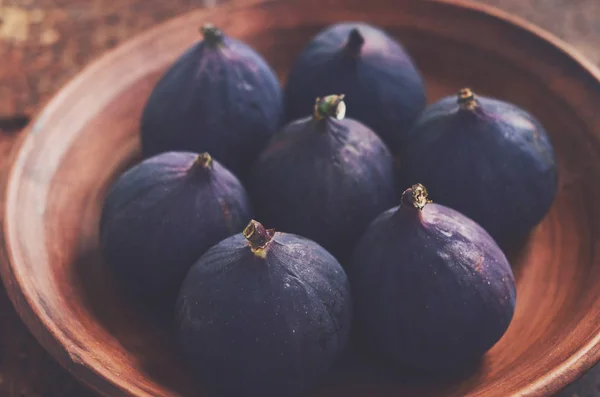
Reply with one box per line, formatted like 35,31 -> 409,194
400,183 -> 432,210
193,152 -> 213,169
200,23 -> 224,47
243,220 -> 275,257
313,94 -> 346,121
344,28 -> 365,57
457,88 -> 478,110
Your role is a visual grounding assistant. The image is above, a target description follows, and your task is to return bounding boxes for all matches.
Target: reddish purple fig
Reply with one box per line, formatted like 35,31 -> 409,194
176,220 -> 352,397
100,151 -> 252,315
140,24 -> 284,176
284,22 -> 426,152
399,88 -> 558,246
349,184 -> 516,371
248,94 -> 396,262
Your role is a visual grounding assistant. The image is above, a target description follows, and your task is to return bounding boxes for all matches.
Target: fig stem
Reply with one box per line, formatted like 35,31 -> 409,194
400,183 -> 432,210
200,23 -> 224,47
243,220 -> 275,257
457,88 -> 478,110
313,95 -> 346,121
344,28 -> 365,57
193,152 -> 213,169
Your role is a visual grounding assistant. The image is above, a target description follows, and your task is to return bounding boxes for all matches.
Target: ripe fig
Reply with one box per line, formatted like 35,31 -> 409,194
399,88 -> 558,245
176,220 -> 352,397
349,184 -> 516,371
140,24 -> 284,176
100,151 -> 252,314
248,94 -> 396,262
284,22 -> 427,152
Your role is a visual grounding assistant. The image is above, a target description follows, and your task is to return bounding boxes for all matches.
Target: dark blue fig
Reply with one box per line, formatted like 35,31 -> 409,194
248,94 -> 396,262
140,24 -> 284,176
284,22 -> 427,152
176,220 -> 352,397
349,184 -> 516,371
100,151 -> 252,314
399,88 -> 558,246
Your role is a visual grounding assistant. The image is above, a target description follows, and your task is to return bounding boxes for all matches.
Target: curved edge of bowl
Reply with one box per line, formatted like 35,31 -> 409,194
2,0 -> 600,396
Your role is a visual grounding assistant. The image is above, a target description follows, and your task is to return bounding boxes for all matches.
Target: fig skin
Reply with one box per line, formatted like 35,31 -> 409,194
284,22 -> 426,152
399,88 -> 558,246
248,94 -> 396,262
100,151 -> 252,314
348,184 -> 516,371
175,220 -> 352,397
140,24 -> 284,176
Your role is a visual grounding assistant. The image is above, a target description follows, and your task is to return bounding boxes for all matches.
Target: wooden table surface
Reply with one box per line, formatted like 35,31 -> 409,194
1,0 -> 600,396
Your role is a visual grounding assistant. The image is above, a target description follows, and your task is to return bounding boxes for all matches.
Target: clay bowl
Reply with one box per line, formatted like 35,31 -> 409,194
3,0 -> 600,396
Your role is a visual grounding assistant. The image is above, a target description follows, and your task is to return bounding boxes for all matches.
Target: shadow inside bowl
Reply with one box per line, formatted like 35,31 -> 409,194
322,337 -> 487,396
72,246 -> 203,395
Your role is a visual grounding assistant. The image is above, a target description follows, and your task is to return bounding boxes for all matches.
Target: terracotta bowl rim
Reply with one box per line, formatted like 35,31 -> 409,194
3,0 -> 600,395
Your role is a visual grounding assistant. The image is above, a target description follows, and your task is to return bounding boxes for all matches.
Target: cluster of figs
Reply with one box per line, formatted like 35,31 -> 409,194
100,21 -> 558,397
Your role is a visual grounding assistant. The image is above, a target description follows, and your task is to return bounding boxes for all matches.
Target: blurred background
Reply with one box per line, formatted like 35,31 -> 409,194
0,0 -> 599,396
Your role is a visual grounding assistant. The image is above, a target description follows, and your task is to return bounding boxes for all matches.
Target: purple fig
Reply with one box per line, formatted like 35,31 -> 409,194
349,184 -> 516,371
399,88 -> 558,246
140,24 -> 284,176
248,94 -> 396,262
176,220 -> 352,397
284,22 -> 426,152
100,151 -> 252,314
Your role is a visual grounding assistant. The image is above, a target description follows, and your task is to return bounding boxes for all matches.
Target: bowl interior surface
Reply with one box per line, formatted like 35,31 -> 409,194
5,0 -> 600,396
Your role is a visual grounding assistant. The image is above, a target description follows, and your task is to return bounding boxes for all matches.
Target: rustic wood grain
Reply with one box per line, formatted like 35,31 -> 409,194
1,0 -> 600,396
